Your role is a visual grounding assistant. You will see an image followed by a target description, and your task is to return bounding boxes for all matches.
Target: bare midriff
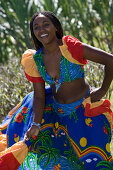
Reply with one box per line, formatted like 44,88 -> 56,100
52,78 -> 90,104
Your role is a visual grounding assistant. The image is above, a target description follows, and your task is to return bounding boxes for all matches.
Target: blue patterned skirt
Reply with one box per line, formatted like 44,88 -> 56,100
1,86 -> 113,169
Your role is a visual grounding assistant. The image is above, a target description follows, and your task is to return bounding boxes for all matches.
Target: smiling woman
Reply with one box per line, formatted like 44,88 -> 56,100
33,14 -> 57,45
0,11 -> 113,170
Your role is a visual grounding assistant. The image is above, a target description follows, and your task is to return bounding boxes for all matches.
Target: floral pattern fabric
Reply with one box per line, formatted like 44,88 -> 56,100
1,87 -> 113,169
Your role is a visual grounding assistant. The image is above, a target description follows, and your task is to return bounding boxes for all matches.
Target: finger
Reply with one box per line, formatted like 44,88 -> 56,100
24,132 -> 30,141
24,134 -> 28,141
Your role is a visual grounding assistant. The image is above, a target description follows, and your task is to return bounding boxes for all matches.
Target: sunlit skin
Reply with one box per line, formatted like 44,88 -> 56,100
33,14 -> 89,103
33,14 -> 58,53
24,14 -> 113,141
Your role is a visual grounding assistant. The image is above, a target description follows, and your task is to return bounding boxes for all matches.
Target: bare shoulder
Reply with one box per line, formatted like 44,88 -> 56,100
82,43 -> 113,65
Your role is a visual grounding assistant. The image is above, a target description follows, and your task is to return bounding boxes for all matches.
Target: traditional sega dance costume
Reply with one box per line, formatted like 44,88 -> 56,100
0,35 -> 113,170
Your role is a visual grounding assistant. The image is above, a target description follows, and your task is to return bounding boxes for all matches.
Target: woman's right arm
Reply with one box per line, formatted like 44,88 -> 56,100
33,82 -> 45,124
24,82 -> 45,141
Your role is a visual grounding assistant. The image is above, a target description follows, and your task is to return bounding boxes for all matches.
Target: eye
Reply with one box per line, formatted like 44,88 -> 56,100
44,23 -> 49,27
33,26 -> 40,31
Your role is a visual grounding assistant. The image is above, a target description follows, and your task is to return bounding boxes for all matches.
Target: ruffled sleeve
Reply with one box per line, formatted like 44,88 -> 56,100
21,49 -> 45,83
59,35 -> 87,65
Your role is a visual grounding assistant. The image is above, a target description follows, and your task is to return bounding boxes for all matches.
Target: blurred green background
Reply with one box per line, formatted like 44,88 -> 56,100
0,0 -> 113,123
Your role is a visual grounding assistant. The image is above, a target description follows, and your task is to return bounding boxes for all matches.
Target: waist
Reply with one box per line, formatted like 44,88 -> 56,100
52,78 -> 90,103
52,88 -> 90,116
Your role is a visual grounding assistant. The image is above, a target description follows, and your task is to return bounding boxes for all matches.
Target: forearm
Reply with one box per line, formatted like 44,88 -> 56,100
32,82 -> 45,124
90,64 -> 113,103
100,65 -> 113,96
83,43 -> 113,101
33,94 -> 45,124
24,83 -> 45,141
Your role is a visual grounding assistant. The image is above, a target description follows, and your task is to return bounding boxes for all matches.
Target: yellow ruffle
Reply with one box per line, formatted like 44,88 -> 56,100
82,97 -> 104,109
21,49 -> 42,77
103,112 -> 113,128
0,141 -> 28,164
82,97 -> 113,128
59,37 -> 85,65
0,134 -> 7,152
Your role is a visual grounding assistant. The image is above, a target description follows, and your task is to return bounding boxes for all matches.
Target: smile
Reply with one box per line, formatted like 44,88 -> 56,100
40,34 -> 48,38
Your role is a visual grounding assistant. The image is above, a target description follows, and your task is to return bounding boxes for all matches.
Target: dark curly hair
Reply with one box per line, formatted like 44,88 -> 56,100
30,11 -> 63,50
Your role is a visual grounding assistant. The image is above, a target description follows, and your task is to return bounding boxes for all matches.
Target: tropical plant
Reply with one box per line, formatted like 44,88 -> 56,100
64,148 -> 84,170
0,0 -> 113,121
96,160 -> 113,169
21,152 -> 39,170
0,0 -> 37,63
37,145 -> 60,168
32,130 -> 52,149
1,0 -> 113,61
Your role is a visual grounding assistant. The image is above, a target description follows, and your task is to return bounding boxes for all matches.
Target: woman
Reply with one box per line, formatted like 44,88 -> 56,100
0,11 -> 113,170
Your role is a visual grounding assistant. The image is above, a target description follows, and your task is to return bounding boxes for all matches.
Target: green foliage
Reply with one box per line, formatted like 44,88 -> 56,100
57,0 -> 113,53
0,0 -> 38,63
0,58 -> 33,122
1,0 -> 113,62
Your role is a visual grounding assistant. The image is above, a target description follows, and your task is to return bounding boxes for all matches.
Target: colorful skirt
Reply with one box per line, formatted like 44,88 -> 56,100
0,86 -> 113,170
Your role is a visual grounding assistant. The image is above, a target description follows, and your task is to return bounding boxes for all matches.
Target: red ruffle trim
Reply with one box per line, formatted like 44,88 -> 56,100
25,72 -> 45,83
63,35 -> 88,65
0,152 -> 20,170
84,99 -> 113,118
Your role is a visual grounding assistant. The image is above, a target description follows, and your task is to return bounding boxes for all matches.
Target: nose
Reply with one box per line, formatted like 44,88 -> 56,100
38,26 -> 45,32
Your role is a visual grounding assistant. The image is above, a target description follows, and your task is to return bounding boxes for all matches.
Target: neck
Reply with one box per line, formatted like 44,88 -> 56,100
43,39 -> 61,54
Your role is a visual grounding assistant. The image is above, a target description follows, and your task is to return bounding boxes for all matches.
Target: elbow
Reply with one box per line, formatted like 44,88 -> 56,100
105,61 -> 113,70
105,54 -> 113,69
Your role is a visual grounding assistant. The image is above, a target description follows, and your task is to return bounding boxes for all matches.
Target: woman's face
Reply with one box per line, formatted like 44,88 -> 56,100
33,14 -> 57,46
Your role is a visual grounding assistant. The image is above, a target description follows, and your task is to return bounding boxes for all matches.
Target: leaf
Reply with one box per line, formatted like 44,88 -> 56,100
37,152 -> 48,165
96,160 -> 113,169
44,154 -> 51,168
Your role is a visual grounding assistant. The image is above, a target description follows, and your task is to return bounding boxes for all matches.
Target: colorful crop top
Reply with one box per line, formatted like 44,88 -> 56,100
22,35 -> 88,92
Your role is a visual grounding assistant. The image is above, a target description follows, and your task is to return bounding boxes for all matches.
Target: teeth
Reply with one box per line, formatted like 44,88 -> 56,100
40,34 -> 48,37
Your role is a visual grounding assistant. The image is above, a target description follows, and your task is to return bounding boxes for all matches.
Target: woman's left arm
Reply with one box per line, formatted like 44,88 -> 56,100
83,43 -> 113,102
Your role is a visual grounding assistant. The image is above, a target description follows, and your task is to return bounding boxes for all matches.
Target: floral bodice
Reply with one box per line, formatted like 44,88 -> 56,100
21,35 -> 88,92
33,48 -> 85,92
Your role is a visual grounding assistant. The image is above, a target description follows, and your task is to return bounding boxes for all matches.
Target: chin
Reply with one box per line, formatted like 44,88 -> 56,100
40,36 -> 56,47
42,40 -> 52,46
